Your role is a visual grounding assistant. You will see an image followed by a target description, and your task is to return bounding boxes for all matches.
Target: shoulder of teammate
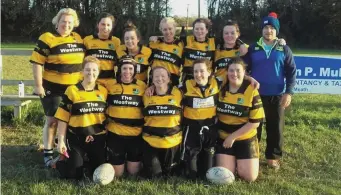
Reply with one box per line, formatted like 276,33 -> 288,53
70,32 -> 83,42
110,36 -> 121,47
97,84 -> 108,98
136,79 -> 147,89
103,79 -> 118,90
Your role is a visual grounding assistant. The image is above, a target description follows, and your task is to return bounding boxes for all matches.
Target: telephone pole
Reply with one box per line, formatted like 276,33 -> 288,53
198,0 -> 200,17
186,4 -> 189,30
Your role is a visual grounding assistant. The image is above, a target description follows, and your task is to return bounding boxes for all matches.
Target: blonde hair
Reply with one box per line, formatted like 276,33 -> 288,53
52,8 -> 80,27
159,17 -> 177,31
82,56 -> 101,69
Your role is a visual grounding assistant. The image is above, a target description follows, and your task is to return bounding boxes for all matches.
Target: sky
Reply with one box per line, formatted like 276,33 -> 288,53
170,0 -> 208,17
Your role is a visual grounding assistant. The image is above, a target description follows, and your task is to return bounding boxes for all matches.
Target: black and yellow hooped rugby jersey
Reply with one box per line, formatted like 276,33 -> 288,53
54,83 -> 108,136
182,76 -> 222,126
142,86 -> 182,148
105,79 -> 146,136
213,44 -> 241,78
116,44 -> 152,83
149,37 -> 184,78
182,35 -> 215,75
30,31 -> 85,95
84,34 -> 121,84
217,80 -> 264,140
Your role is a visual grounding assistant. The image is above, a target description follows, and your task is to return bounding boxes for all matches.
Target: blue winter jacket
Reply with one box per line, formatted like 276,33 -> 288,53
244,38 -> 296,96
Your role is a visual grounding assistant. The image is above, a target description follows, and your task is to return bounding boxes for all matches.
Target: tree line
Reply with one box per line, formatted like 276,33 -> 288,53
1,0 -> 340,48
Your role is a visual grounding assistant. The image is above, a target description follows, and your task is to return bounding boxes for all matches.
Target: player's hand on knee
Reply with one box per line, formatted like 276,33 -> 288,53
223,136 -> 235,148
57,141 -> 67,154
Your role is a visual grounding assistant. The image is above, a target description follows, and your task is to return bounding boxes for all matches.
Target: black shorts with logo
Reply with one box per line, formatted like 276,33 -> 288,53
106,132 -> 143,165
215,135 -> 259,159
40,94 -> 62,117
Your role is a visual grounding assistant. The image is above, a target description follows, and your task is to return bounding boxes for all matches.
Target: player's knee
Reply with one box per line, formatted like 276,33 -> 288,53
113,165 -> 125,177
238,170 -> 258,182
46,117 -> 58,128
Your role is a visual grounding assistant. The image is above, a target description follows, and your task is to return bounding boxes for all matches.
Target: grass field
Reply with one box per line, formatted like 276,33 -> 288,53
1,55 -> 341,195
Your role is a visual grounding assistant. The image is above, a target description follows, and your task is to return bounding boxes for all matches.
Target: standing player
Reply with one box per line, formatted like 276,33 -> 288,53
116,21 -> 152,84
244,12 -> 296,170
149,17 -> 184,86
84,13 -> 121,85
30,8 -> 84,167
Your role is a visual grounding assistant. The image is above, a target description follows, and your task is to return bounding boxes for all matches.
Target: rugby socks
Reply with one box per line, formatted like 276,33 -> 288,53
44,149 -> 54,167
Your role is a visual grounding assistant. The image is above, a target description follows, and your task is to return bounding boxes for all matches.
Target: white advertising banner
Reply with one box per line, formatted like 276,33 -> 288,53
293,55 -> 341,94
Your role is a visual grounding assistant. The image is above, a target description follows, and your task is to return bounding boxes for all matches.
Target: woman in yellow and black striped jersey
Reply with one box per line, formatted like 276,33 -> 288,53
84,12 -> 121,85
215,57 -> 265,182
105,56 -> 146,177
149,17 -> 184,86
142,66 -> 183,178
116,21 -> 152,84
30,8 -> 85,167
54,56 -> 107,181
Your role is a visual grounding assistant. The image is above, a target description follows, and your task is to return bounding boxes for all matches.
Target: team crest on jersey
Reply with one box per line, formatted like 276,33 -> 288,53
42,49 -> 50,56
108,43 -> 114,49
237,97 -> 244,104
138,57 -> 144,63
209,88 -> 215,94
205,46 -> 210,51
235,51 -> 240,56
168,98 -> 175,104
133,88 -> 139,94
173,48 -> 179,54
97,94 -> 103,100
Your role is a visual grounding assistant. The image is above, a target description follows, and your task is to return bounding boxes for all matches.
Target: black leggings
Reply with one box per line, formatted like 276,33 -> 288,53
56,132 -> 106,180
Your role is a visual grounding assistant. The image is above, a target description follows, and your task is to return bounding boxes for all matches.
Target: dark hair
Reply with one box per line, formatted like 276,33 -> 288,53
221,57 -> 247,97
192,18 -> 212,30
219,19 -> 240,46
116,55 -> 137,82
193,58 -> 210,71
96,12 -> 115,35
123,20 -> 141,40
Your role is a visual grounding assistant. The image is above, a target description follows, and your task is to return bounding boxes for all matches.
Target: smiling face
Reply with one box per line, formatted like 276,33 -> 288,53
153,68 -> 170,88
193,22 -> 208,41
223,25 -> 239,47
124,30 -> 139,50
120,63 -> 135,83
97,17 -> 113,38
193,62 -> 210,86
160,22 -> 175,41
262,25 -> 277,42
227,63 -> 245,86
57,14 -> 75,36
83,62 -> 99,84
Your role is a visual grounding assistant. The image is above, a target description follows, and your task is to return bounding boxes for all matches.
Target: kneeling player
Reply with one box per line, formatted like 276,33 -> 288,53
215,58 -> 264,182
54,56 -> 108,182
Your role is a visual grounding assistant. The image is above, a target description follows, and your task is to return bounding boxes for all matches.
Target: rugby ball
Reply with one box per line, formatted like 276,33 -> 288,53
206,166 -> 235,184
93,163 -> 115,185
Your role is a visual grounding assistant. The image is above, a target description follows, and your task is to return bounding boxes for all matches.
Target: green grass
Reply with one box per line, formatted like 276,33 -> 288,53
1,55 -> 341,195
292,48 -> 341,56
1,43 -> 35,50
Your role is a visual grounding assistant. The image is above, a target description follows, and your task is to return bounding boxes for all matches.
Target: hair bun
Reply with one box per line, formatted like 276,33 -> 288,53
124,20 -> 136,29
